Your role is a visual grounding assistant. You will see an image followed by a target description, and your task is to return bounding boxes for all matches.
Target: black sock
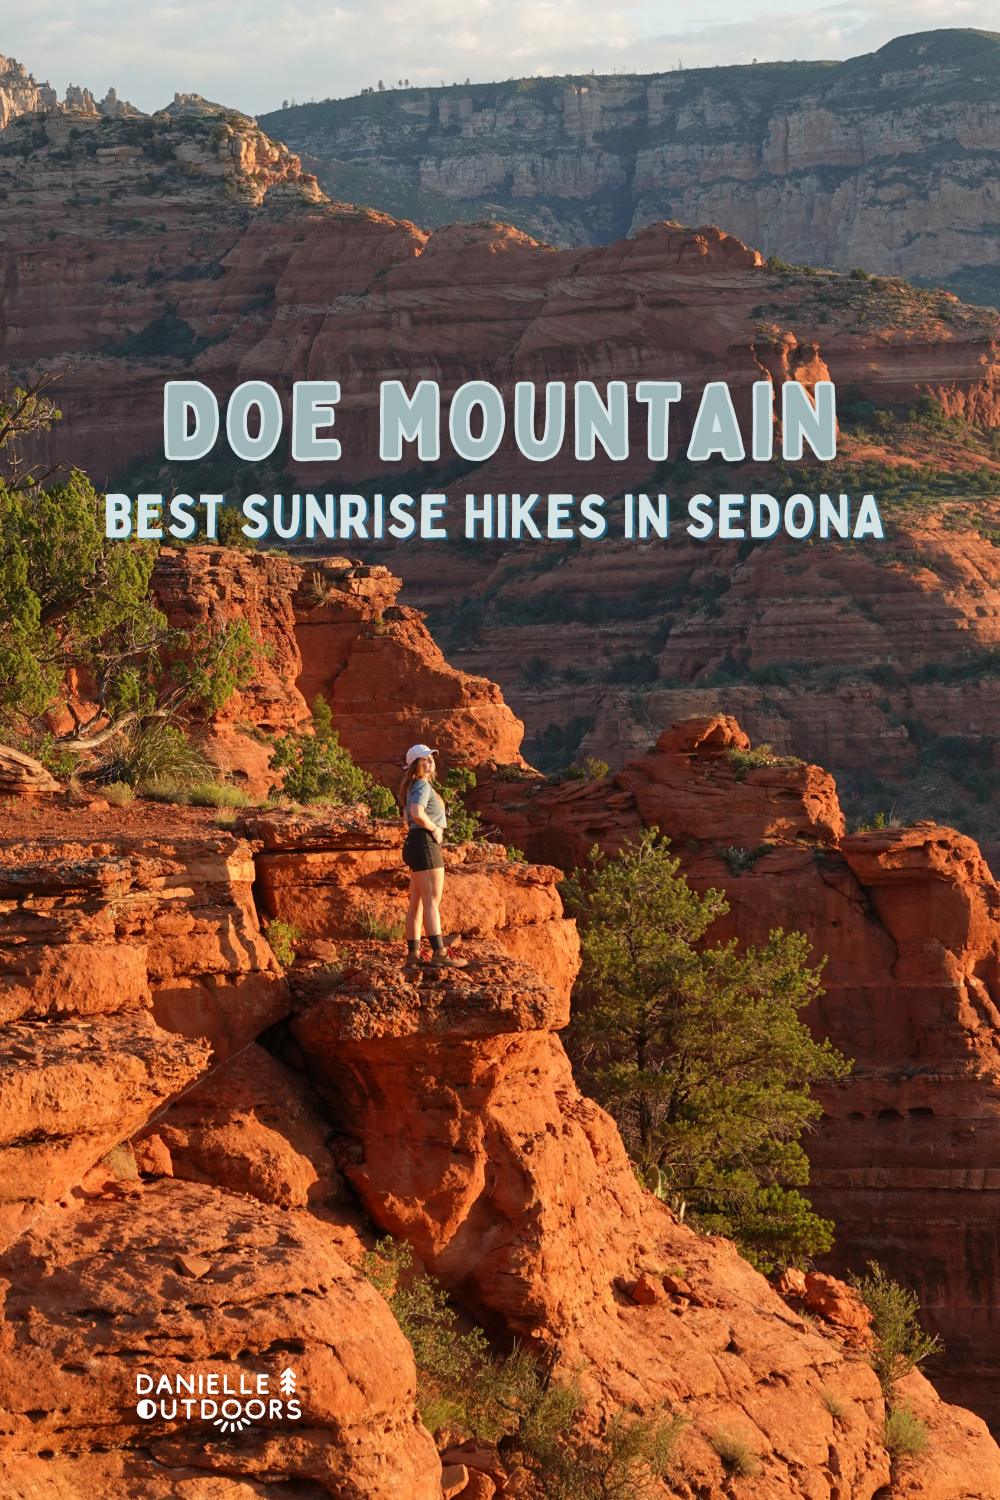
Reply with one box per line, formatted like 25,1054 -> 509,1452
429,934 -> 445,952
407,939 -> 420,957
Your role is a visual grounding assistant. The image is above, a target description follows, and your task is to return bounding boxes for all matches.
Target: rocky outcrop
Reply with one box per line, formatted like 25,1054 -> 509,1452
288,937 -> 1000,1494
481,712 -> 1000,1436
0,826 -> 287,1249
138,1042 -> 345,1214
0,1179 -> 441,1499
0,746 -> 60,797
0,56 -> 55,130
242,806 -> 578,1002
262,29 -> 1000,301
147,547 -> 525,794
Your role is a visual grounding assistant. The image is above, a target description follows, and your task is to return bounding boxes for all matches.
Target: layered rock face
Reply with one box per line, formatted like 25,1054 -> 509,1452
288,929 -> 1000,1495
2,100 -> 998,489
480,713 -> 1000,1434
0,826 -> 286,1250
261,28 -> 1000,300
147,546 -> 523,793
395,497 -> 1000,867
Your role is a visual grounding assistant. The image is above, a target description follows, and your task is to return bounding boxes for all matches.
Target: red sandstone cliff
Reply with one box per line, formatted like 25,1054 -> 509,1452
1,101 -> 999,490
1,783 -> 997,1496
44,544 -> 1000,1454
0,504 -> 999,1491
148,545 -> 524,794
478,713 -> 1000,1439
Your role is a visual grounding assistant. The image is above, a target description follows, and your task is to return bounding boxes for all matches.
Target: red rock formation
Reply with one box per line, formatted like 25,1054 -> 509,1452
139,1042 -> 344,1212
145,547 -> 525,795
0,746 -> 60,797
0,824 -> 287,1249
2,102 -> 998,488
1,738 -> 999,1489
480,712 -> 1000,1437
244,806 -> 578,1003
0,1179 -> 441,1499
288,940 -> 1000,1495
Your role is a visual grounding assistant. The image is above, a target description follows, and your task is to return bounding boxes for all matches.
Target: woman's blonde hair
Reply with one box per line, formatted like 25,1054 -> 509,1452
398,755 -> 434,810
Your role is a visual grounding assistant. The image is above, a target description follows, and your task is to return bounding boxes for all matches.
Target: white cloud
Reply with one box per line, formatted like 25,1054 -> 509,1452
0,0 -> 987,116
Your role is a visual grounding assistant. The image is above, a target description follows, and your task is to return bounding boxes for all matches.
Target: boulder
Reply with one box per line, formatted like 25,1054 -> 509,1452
0,1178 -> 442,1498
0,745 -> 59,797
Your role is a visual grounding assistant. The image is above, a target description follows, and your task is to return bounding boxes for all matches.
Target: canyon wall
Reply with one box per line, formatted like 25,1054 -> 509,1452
6,85 -> 1000,838
389,500 -> 1000,868
259,28 -> 1000,304
1,99 -> 999,489
478,712 -> 1000,1435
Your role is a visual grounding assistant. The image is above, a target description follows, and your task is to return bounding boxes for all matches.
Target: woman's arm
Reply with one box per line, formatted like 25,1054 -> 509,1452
409,801 -> 444,842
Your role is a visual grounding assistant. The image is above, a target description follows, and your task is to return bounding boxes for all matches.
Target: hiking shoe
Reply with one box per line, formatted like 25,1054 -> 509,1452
428,949 -> 468,968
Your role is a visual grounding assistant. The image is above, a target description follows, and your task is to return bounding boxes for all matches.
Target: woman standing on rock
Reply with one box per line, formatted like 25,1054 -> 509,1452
399,744 -> 467,970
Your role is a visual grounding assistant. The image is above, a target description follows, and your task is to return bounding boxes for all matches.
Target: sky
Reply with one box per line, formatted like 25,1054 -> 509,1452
1,0 -> 994,117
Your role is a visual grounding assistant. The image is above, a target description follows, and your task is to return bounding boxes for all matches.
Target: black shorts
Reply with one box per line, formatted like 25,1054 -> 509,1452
403,827 -> 444,871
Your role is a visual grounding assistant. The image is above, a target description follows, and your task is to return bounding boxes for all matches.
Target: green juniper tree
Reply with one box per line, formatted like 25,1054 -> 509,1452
269,695 -> 397,813
562,829 -> 852,1271
0,375 -> 261,761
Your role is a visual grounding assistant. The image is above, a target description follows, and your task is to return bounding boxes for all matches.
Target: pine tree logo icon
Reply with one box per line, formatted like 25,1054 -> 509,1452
280,1368 -> 297,1395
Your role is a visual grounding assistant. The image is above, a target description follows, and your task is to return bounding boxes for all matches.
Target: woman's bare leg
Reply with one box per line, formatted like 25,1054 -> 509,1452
405,874 -> 424,941
421,867 -> 445,936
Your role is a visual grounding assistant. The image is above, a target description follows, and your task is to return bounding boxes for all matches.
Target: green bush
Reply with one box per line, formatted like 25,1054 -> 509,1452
360,1236 -> 686,1496
565,756 -> 610,782
711,1428 -> 759,1477
270,696 -> 396,814
529,716 -> 595,775
187,782 -> 251,808
434,766 -> 482,842
140,777 -> 193,804
549,1403 -> 687,1498
103,721 -> 214,790
265,919 -> 300,969
726,742 -> 775,778
849,1261 -> 941,1396
213,811 -> 238,829
103,781 -> 135,807
717,843 -> 773,875
884,1402 -> 929,1460
507,846 -> 527,863
359,1236 -> 487,1429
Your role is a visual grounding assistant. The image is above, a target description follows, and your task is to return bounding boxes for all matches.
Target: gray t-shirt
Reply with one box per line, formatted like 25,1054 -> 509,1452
406,778 -> 447,831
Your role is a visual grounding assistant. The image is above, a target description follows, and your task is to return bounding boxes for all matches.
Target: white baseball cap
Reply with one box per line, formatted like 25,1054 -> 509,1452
405,743 -> 438,766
